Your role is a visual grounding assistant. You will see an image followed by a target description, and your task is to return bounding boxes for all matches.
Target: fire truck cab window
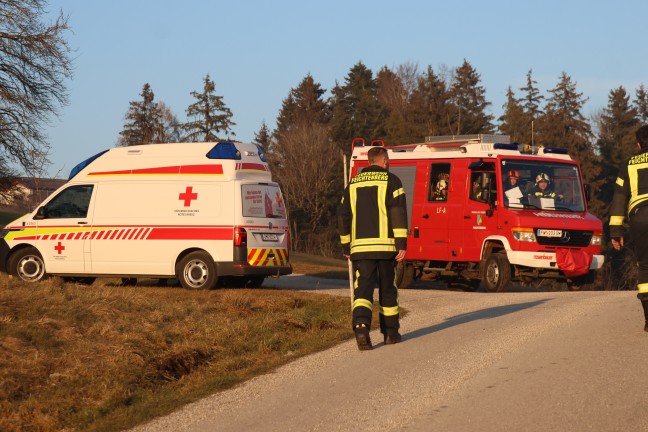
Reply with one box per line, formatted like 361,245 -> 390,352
429,163 -> 451,202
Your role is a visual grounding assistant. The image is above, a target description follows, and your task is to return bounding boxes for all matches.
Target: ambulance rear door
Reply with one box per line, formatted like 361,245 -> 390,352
239,182 -> 289,269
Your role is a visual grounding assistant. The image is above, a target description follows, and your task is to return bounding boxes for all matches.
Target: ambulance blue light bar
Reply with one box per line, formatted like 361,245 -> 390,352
255,144 -> 268,162
493,143 -> 519,151
69,149 -> 109,180
207,142 -> 241,160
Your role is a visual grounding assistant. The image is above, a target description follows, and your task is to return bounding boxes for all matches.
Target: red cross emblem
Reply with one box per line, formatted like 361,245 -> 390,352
179,186 -> 198,207
54,242 -> 65,254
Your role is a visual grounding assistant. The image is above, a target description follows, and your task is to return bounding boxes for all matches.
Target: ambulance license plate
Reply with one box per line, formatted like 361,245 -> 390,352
262,233 -> 278,241
537,229 -> 562,238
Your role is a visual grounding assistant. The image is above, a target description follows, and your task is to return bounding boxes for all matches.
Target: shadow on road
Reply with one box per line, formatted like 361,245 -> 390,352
403,299 -> 552,342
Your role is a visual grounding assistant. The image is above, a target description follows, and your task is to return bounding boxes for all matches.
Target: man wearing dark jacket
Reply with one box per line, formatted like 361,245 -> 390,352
610,124 -> 648,332
338,146 -> 408,350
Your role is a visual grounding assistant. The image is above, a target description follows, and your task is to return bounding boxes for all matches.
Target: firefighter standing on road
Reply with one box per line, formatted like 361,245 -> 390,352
610,125 -> 648,332
338,146 -> 408,351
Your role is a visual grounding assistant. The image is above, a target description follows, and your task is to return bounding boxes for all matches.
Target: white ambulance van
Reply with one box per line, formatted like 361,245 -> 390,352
0,141 -> 292,289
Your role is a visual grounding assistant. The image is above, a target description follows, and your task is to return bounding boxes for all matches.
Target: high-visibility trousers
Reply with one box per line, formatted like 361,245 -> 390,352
351,259 -> 400,335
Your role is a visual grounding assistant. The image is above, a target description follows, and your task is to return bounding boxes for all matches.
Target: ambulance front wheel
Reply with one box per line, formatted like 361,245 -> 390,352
177,251 -> 217,290
9,247 -> 47,283
483,253 -> 511,293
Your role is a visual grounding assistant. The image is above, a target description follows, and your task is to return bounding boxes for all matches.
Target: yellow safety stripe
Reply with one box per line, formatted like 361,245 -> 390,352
377,184 -> 388,240
352,237 -> 396,246
351,244 -> 397,254
639,283 -> 648,294
609,216 -> 624,226
616,177 -> 624,187
353,298 -> 373,311
340,234 -> 350,244
379,305 -> 399,316
354,269 -> 359,290
393,228 -> 408,238
393,188 -> 404,198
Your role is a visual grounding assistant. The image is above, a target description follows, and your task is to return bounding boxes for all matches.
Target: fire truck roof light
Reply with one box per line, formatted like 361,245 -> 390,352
69,149 -> 110,180
493,143 -> 519,151
542,147 -> 569,155
206,142 -> 242,160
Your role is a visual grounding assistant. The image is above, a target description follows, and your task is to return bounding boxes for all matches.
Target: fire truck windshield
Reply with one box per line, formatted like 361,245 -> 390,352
501,160 -> 586,212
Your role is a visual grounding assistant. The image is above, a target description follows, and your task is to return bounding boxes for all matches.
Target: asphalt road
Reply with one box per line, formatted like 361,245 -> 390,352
132,275 -> 648,432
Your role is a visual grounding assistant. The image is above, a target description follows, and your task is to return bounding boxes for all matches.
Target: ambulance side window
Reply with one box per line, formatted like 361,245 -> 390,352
428,163 -> 451,202
40,185 -> 93,219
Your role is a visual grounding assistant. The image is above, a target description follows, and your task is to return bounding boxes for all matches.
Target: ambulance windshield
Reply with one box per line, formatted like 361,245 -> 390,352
501,160 -> 586,212
241,184 -> 286,218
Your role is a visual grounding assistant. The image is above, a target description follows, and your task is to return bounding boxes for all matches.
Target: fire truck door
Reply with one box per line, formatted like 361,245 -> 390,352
410,162 -> 451,261
460,171 -> 498,261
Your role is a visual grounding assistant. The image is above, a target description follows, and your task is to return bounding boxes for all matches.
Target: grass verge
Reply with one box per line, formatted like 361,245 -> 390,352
0,271 -> 353,431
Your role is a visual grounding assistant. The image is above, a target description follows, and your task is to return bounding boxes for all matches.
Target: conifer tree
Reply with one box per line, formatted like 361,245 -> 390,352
330,62 -> 385,154
448,59 -> 494,134
274,74 -> 329,137
118,84 -> 165,146
498,87 -> 527,143
518,69 -> 544,144
376,66 -> 410,145
594,86 -> 638,205
635,84 -> 648,124
538,72 -> 602,214
408,65 -> 452,139
181,74 -> 235,142
253,121 -> 273,153
271,74 -> 338,253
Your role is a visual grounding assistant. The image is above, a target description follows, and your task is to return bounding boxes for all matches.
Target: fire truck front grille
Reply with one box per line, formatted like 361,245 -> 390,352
535,229 -> 593,247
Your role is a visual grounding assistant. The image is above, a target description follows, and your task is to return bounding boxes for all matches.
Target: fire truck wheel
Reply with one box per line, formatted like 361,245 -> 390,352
9,247 -> 47,283
177,251 -> 217,290
395,261 -> 415,289
483,253 -> 511,292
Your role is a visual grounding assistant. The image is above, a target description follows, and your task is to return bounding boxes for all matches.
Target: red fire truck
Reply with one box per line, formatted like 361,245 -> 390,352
349,134 -> 604,292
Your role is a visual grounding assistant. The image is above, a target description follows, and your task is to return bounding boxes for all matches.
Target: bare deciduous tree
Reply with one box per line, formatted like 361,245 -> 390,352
0,0 -> 72,171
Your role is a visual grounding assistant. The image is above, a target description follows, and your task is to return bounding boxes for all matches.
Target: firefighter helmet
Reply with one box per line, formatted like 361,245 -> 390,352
535,172 -> 550,184
436,179 -> 448,191
507,169 -> 520,179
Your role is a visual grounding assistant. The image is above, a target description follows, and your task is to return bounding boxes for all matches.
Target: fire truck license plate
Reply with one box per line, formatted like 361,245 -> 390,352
537,229 -> 562,238
262,233 -> 278,241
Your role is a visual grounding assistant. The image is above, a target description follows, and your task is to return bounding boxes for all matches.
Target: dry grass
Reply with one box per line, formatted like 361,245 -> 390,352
0,269 -> 352,432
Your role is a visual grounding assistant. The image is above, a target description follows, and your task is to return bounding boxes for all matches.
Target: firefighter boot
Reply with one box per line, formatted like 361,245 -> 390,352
640,298 -> 648,332
384,333 -> 402,345
354,324 -> 373,351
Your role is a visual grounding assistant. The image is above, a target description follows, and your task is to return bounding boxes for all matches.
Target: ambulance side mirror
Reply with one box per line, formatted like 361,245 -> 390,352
34,206 -> 46,220
584,184 -> 591,202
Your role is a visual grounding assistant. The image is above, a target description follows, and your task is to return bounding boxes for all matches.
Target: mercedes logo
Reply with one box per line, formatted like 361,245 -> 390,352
560,231 -> 571,243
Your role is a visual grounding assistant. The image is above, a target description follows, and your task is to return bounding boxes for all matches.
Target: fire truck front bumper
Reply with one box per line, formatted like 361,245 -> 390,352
506,250 -> 604,270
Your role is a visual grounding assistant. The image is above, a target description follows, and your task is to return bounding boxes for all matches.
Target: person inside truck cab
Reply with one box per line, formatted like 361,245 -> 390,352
504,170 -> 520,191
527,173 -> 563,200
471,179 -> 484,201
433,179 -> 448,201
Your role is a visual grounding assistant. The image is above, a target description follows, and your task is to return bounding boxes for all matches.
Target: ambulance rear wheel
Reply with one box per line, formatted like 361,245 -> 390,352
177,251 -> 217,290
395,261 -> 415,289
9,247 -> 46,283
483,253 -> 511,293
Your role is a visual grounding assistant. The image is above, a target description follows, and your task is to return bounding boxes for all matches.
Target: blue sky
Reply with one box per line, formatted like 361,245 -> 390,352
39,0 -> 648,178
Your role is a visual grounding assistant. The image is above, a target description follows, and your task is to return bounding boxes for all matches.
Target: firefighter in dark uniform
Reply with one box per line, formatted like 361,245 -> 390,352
610,124 -> 648,332
338,146 -> 408,350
